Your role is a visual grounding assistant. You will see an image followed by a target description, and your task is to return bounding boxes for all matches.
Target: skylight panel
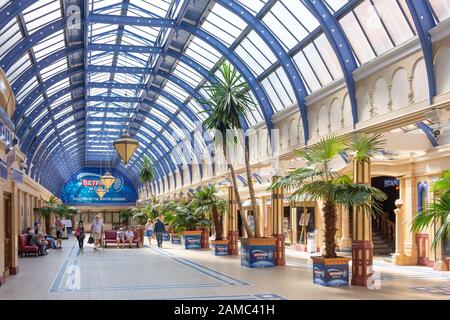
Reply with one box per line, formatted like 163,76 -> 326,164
56,116 -> 74,128
156,96 -> 178,113
51,93 -> 72,109
7,54 -> 32,83
124,25 -> 159,44
30,109 -> 47,126
54,107 -> 73,119
184,38 -> 221,70
202,5 -> 245,46
46,79 -> 70,96
40,58 -> 67,81
235,0 -> 267,15
130,0 -> 171,18
90,23 -> 118,38
25,95 -> 44,116
171,63 -> 203,88
16,76 -> 39,103
33,31 -> 65,60
23,0 -> 62,33
0,19 -> 23,60
61,131 -> 76,142
164,82 -> 189,102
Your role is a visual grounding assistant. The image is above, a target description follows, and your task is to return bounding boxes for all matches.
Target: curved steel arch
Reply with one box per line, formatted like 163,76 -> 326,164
13,67 -> 84,122
303,0 -> 359,125
38,146 -> 159,192
89,14 -> 275,130
4,17 -> 265,131
14,54 -> 214,167
34,140 -> 166,191
218,0 -> 309,140
31,129 -> 172,188
29,115 -> 180,185
406,0 -> 436,103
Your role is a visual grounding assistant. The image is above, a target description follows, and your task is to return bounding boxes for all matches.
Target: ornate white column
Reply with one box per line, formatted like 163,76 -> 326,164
392,199 -> 406,265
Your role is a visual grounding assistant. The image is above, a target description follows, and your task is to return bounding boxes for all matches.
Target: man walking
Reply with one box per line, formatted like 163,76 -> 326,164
90,215 -> 104,251
154,218 -> 165,248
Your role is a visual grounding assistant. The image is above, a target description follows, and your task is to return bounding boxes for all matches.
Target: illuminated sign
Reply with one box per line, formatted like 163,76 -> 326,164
61,168 -> 137,205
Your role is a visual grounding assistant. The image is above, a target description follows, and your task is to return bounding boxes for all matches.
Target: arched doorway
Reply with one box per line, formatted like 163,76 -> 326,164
371,176 -> 399,256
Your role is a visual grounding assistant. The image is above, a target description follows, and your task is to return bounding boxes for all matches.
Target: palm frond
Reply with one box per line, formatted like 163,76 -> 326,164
347,133 -> 385,162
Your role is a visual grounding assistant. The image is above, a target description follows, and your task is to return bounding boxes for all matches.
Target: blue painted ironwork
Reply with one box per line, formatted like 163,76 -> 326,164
303,0 -> 359,125
416,122 -> 438,147
406,0 -> 437,102
88,14 -> 273,131
13,67 -> 84,122
219,0 -> 308,140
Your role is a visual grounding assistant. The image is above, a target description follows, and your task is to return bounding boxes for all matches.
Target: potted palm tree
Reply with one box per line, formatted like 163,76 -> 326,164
159,200 -> 182,244
33,195 -> 59,235
202,62 -> 270,264
190,185 -> 228,255
412,170 -> 450,268
165,202 -> 212,250
271,134 -> 387,286
140,156 -> 156,199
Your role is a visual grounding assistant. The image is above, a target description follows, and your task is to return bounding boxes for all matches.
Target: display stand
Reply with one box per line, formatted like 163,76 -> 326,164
298,211 -> 310,245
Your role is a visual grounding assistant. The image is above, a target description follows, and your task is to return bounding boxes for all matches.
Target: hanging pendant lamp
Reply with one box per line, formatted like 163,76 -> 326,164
113,131 -> 138,165
96,187 -> 107,199
100,171 -> 115,190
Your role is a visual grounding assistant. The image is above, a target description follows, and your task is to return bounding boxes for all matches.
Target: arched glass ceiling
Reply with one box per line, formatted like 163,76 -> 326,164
0,0 -> 448,195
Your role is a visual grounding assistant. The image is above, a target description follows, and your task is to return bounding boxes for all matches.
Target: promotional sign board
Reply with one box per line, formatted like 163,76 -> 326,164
313,262 -> 349,287
241,244 -> 275,268
171,235 -> 181,244
61,168 -> 137,205
182,234 -> 202,249
211,243 -> 229,256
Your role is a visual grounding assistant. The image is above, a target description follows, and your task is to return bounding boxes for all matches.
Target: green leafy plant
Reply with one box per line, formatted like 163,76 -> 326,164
201,62 -> 259,238
412,170 -> 450,249
189,185 -> 227,240
270,134 -> 387,258
140,156 -> 156,198
164,202 -> 212,234
132,195 -> 160,225
33,195 -> 59,233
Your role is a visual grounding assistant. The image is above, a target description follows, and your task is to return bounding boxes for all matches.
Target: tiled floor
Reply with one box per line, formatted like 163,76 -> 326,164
0,238 -> 449,300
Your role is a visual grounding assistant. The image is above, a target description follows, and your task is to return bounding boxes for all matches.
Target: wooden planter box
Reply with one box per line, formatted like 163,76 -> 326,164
211,240 -> 229,256
241,238 -> 275,268
171,234 -> 181,244
311,256 -> 351,287
182,231 -> 202,249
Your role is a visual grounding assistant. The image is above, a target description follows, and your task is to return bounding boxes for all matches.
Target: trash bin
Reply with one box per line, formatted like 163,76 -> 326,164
307,232 -> 316,253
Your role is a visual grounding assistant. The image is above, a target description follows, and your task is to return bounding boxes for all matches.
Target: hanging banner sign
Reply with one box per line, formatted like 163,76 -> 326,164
61,168 -> 137,205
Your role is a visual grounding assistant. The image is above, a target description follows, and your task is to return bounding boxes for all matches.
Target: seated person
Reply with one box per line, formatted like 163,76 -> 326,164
30,233 -> 48,256
125,228 -> 135,248
116,228 -> 126,248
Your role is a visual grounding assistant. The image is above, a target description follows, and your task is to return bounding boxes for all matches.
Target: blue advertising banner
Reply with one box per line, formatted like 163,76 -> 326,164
313,262 -> 349,287
211,243 -> 229,256
182,234 -> 202,249
241,244 -> 275,268
171,235 -> 181,244
61,168 -> 137,205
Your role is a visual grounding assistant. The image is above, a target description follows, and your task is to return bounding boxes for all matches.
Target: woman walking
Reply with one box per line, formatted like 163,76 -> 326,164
144,219 -> 154,246
74,221 -> 85,250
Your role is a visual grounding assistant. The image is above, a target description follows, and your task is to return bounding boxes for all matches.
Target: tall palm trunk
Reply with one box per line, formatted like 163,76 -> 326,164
243,136 -> 261,238
323,200 -> 337,258
223,142 -> 254,238
211,206 -> 223,240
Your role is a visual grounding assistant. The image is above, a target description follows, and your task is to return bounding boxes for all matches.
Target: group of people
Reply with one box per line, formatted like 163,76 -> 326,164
116,227 -> 136,248
24,217 -> 65,256
144,218 -> 166,248
25,215 -> 167,254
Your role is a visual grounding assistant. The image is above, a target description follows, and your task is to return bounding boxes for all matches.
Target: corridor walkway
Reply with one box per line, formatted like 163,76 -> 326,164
0,238 -> 448,300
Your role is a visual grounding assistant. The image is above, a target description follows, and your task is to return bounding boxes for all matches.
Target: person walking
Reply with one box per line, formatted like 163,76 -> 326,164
154,218 -> 165,248
144,219 -> 154,246
74,221 -> 85,250
55,218 -> 63,249
90,215 -> 104,251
